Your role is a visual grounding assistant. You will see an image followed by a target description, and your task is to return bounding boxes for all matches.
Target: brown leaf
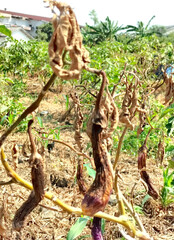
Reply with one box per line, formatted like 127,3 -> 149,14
48,2 -> 90,80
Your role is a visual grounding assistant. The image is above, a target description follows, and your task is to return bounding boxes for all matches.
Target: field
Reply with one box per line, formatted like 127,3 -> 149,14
0,2 -> 174,240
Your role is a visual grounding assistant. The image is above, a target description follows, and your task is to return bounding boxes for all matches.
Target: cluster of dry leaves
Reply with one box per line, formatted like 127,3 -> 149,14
0,1 -> 174,239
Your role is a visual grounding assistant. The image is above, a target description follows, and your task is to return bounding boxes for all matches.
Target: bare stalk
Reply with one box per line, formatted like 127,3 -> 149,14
113,126 -> 128,170
41,137 -> 95,169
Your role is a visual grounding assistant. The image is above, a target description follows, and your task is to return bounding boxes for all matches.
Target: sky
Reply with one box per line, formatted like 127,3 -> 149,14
0,0 -> 174,27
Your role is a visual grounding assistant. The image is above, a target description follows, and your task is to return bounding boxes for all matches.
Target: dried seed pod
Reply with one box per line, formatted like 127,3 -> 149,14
82,71 -> 114,216
48,1 -> 90,80
13,120 -> 45,231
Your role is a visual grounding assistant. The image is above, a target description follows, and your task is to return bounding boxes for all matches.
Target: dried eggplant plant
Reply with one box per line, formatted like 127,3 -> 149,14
12,119 -> 45,231
114,72 -> 147,169
82,71 -> 118,216
47,1 -> 90,80
138,128 -> 158,200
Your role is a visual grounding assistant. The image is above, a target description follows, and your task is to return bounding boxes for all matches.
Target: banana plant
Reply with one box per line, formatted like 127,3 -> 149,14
125,15 -> 155,38
82,17 -> 124,44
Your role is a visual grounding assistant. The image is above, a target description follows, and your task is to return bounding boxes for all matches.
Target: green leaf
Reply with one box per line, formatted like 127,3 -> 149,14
134,205 -> 143,214
84,163 -> 96,179
168,160 -> 174,169
37,116 -> 43,127
0,115 -> 8,125
159,104 -> 174,119
166,116 -> 174,136
142,194 -> 150,207
0,25 -> 12,37
67,217 -> 90,240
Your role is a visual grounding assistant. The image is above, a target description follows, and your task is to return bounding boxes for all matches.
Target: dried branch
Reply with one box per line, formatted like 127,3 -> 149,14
114,170 -> 126,215
113,126 -> 128,170
40,136 -> 94,167
0,179 -> 15,186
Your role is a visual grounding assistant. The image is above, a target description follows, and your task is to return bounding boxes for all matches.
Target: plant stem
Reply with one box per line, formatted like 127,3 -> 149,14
113,126 -> 128,170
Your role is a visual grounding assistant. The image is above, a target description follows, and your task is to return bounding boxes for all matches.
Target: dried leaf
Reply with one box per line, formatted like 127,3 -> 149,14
82,71 -> 115,216
138,142 -> 158,200
164,72 -> 174,105
13,120 -> 45,231
48,1 -> 90,80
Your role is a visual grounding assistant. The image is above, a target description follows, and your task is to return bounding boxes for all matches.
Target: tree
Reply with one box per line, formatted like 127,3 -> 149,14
89,9 -> 99,26
82,17 -> 124,45
125,15 -> 156,38
36,22 -> 53,42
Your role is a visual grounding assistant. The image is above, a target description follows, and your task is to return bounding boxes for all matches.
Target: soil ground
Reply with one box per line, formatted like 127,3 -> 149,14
0,78 -> 173,240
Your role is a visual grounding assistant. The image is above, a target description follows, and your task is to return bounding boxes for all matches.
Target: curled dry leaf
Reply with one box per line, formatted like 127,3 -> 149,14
76,158 -> 88,195
119,80 -> 133,130
119,76 -> 146,130
82,71 -> 118,216
13,120 -> 45,231
164,71 -> 174,105
138,141 -> 158,200
48,1 -> 90,80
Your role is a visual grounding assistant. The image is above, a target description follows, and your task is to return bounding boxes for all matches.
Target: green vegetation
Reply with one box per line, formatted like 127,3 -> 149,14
161,166 -> 174,207
36,22 -> 53,42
